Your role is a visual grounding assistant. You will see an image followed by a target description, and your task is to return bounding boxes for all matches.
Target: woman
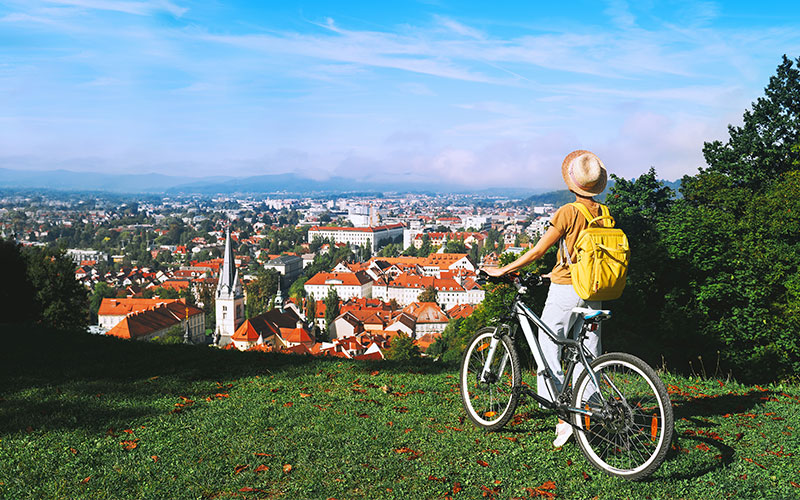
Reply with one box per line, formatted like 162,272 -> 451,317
485,149 -> 608,447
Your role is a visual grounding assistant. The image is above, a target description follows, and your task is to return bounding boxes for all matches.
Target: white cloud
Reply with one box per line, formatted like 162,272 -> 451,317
434,15 -> 486,40
42,0 -> 187,17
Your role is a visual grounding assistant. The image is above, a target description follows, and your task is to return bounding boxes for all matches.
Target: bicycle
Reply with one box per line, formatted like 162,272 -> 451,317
459,271 -> 674,480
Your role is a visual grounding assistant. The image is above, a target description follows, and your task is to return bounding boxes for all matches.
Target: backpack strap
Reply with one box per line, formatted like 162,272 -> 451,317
560,203 -> 615,267
570,202 -> 614,228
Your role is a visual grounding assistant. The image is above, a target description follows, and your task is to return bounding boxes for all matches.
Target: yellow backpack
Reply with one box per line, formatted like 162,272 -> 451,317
562,203 -> 630,301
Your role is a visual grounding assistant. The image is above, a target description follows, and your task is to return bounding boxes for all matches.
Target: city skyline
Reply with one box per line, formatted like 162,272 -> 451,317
2,1 -> 800,190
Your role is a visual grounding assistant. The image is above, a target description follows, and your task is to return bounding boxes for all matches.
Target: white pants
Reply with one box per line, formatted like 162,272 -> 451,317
537,283 -> 602,403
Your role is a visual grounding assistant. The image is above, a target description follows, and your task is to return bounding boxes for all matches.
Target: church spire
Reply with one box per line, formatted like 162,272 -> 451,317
217,227 -> 242,299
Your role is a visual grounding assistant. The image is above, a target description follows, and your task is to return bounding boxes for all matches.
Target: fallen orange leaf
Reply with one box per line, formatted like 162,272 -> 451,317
255,465 -> 269,472
477,459 -> 489,467
283,464 -> 292,474
151,455 -> 159,462
80,476 -> 91,484
240,487 -> 267,493
283,402 -> 294,407
234,464 -> 250,474
120,440 -> 139,450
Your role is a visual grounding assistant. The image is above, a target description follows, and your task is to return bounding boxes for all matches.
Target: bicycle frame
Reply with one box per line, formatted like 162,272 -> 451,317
479,293 -> 605,420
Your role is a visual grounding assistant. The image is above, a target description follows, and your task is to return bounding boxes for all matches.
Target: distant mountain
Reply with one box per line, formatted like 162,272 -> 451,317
517,177 -> 682,207
0,168 -> 229,193
0,167 -> 543,196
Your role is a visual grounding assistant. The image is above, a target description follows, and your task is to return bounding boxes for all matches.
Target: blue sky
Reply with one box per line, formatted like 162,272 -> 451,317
2,1 -> 800,190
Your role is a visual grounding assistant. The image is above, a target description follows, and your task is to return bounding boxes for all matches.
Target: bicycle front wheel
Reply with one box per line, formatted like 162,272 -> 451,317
460,328 -> 521,431
571,352 -> 674,480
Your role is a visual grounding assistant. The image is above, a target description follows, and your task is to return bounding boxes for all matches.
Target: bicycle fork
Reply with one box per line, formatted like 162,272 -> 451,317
478,328 -> 509,384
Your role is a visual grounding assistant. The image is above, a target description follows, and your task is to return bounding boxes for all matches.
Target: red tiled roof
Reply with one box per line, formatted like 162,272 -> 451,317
305,271 -> 372,287
99,298 -> 195,317
403,302 -> 449,323
232,320 -> 264,342
353,351 -> 384,361
447,303 -> 475,319
104,301 -> 202,340
309,223 -> 404,233
281,344 -> 311,355
280,327 -> 313,344
160,280 -> 190,291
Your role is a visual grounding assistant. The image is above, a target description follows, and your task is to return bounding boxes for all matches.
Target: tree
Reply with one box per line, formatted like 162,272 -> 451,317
89,282 -> 118,322
359,243 -> 372,262
245,268 -> 280,318
0,238 -> 37,324
604,169 -> 679,366
151,325 -> 183,345
288,276 -> 307,300
417,285 -> 438,304
197,281 -> 216,332
417,234 -> 432,257
444,239 -> 467,253
324,287 -> 340,338
703,55 -> 800,189
385,332 -> 421,361
24,246 -> 90,330
600,56 -> 800,381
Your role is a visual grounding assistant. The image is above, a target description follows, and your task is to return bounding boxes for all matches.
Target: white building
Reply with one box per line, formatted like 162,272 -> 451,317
307,223 -> 404,254
215,229 -> 245,347
304,271 -> 374,301
371,273 -> 484,310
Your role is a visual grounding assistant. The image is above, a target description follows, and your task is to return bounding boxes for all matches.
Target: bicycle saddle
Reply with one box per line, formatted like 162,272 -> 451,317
572,307 -> 612,321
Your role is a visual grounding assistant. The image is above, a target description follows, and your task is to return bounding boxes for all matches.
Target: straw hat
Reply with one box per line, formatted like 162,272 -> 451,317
561,150 -> 607,197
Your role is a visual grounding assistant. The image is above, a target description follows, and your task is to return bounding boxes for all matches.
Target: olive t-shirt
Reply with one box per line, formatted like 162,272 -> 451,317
548,202 -> 605,285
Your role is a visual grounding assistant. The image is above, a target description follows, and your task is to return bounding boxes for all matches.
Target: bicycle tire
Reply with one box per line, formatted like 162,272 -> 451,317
459,328 -> 521,431
571,352 -> 674,480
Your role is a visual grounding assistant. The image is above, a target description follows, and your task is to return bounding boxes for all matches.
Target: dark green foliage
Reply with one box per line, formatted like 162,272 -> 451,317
151,325 -> 184,345
245,268 -> 280,318
23,245 -> 89,330
417,285 -> 438,304
89,282 -> 118,321
0,238 -> 37,324
520,189 -> 579,207
603,56 -> 800,382
703,55 -> 800,189
324,287 -> 340,336
604,169 -> 682,367
288,276 -> 307,299
444,239 -> 467,254
384,332 -> 420,360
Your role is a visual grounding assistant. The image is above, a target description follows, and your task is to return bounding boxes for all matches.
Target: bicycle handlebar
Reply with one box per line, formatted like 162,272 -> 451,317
476,269 -> 549,290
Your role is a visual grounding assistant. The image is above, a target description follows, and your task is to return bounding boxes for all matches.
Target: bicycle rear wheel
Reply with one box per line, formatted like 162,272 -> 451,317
571,352 -> 673,480
460,328 -> 521,431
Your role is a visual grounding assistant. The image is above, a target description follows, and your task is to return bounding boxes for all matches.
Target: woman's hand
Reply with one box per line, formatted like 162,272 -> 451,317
483,267 -> 506,277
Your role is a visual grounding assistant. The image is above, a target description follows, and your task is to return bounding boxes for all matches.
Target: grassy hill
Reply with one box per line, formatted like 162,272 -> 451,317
1,326 -> 799,499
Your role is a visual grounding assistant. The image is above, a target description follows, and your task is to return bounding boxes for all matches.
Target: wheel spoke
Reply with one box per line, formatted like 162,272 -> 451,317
460,331 -> 520,431
572,354 -> 673,478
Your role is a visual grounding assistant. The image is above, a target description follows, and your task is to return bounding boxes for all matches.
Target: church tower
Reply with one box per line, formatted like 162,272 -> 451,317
215,228 -> 245,346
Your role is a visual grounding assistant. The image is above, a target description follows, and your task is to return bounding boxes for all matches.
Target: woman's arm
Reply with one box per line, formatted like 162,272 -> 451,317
484,225 -> 563,276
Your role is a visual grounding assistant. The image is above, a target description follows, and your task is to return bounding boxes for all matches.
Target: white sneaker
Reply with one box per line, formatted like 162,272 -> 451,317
553,421 -> 572,447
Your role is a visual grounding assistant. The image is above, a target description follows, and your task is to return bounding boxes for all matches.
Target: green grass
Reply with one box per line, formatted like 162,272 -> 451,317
1,325 -> 799,499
